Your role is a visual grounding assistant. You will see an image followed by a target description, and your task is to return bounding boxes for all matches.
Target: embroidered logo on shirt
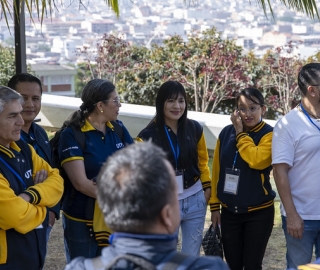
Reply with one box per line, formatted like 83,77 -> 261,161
116,143 -> 124,149
25,169 -> 32,179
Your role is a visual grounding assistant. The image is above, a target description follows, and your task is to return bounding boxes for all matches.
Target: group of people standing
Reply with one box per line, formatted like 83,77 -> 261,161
0,62 -> 320,270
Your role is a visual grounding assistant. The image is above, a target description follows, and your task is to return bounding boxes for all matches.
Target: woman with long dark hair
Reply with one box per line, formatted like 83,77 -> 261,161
209,88 -> 275,269
137,81 -> 211,255
58,79 -> 133,262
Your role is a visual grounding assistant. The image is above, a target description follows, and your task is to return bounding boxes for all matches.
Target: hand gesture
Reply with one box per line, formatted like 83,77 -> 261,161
34,169 -> 48,184
230,109 -> 243,135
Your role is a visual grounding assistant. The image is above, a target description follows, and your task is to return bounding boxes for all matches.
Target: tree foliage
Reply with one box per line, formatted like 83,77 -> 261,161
77,34 -> 133,85
0,44 -> 16,85
115,28 -> 253,113
75,30 -> 320,119
259,41 -> 305,115
161,29 -> 252,113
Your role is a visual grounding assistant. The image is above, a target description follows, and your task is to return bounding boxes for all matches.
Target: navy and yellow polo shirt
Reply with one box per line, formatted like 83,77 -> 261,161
58,119 -> 133,220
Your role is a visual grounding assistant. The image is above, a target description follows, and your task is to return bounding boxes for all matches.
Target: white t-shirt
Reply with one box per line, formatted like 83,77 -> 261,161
272,107 -> 320,220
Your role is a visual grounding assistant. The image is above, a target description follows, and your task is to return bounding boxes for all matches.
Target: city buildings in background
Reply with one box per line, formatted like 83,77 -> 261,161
1,0 -> 320,96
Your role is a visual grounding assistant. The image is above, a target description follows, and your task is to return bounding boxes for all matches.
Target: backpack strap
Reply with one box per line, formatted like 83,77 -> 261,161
111,120 -> 124,142
70,125 -> 86,150
104,254 -> 156,270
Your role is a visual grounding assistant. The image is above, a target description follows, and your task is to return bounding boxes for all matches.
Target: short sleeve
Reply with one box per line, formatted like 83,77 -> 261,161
272,119 -> 294,167
58,127 -> 84,166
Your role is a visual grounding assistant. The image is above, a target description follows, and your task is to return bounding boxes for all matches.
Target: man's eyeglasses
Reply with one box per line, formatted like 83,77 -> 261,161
237,106 -> 261,114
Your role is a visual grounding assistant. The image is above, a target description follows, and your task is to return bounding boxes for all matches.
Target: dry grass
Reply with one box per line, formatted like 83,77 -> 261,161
44,203 -> 286,269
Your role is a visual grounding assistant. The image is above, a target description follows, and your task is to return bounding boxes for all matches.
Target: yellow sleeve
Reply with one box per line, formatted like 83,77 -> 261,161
23,145 -> 64,208
236,132 -> 272,170
135,137 -> 144,142
197,132 -> 211,189
208,139 -> 221,211
0,176 -> 47,234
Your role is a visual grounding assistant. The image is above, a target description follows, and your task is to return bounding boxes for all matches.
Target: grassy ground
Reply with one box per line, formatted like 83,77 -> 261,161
44,202 -> 286,269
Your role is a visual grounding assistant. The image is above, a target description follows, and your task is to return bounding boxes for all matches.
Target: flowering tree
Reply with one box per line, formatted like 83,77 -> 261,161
259,41 -> 305,115
77,34 -> 133,85
162,28 -> 252,112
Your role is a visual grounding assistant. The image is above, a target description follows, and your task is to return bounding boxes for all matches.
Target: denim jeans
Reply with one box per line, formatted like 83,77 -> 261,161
62,213 -> 103,263
282,215 -> 320,269
179,189 -> 207,256
46,225 -> 52,243
221,206 -> 274,270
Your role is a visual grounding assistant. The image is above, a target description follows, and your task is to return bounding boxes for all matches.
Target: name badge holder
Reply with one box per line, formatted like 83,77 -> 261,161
175,169 -> 184,194
165,126 -> 184,194
224,151 -> 241,195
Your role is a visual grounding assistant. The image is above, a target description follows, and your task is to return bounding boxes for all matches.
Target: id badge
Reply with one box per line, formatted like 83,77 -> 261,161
224,168 -> 240,195
175,170 -> 184,194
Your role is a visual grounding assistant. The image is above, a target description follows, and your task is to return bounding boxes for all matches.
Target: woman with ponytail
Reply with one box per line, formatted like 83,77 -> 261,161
58,79 -> 133,262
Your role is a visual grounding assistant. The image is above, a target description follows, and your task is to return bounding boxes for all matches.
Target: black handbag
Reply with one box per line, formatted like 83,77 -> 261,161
202,224 -> 224,258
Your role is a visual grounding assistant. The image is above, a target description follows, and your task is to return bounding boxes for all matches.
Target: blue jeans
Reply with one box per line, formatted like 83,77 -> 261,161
282,215 -> 320,269
62,213 -> 103,263
46,225 -> 52,243
179,189 -> 207,256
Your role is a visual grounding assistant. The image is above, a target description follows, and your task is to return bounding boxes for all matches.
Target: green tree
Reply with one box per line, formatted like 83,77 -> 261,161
117,28 -> 255,113
74,62 -> 98,97
159,28 -> 252,113
0,44 -> 16,85
117,44 -> 168,106
77,34 -> 133,85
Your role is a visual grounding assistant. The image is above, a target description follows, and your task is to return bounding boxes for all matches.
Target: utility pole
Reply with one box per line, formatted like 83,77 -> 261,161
14,0 -> 27,73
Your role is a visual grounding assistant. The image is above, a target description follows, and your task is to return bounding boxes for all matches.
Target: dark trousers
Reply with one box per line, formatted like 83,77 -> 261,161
221,205 -> 274,270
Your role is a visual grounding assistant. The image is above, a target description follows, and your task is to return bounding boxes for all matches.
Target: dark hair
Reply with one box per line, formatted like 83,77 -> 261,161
153,81 -> 197,168
96,142 -> 176,233
7,73 -> 43,94
66,79 -> 115,128
236,87 -> 264,106
0,86 -> 23,113
298,63 -> 320,96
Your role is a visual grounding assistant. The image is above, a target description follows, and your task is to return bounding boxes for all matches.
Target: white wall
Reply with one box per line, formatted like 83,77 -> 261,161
38,94 -> 277,151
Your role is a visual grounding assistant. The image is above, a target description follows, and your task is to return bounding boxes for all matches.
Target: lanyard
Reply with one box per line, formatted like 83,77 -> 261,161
232,151 -> 238,171
20,132 -> 38,151
0,156 -> 27,190
164,126 -> 180,169
300,103 -> 320,132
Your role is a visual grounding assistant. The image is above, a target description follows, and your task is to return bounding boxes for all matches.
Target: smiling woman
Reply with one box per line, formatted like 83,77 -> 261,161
136,80 -> 211,256
57,78 -> 134,262
209,87 -> 275,270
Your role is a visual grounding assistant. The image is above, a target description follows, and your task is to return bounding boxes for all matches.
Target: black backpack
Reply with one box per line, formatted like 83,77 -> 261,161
50,120 -> 124,205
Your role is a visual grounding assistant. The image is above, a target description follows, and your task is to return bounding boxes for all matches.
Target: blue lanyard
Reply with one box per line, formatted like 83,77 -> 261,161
0,156 -> 27,190
164,126 -> 180,169
232,151 -> 238,171
20,132 -> 38,151
300,103 -> 320,132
